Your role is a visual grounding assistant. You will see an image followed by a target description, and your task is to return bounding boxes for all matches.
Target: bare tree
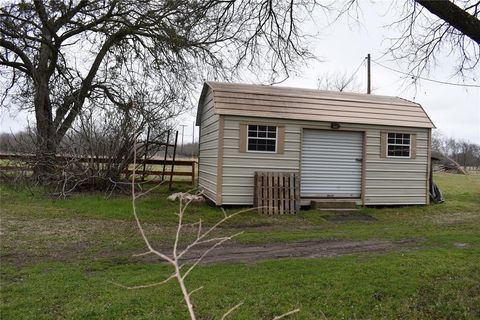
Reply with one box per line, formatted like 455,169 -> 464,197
338,0 -> 480,79
0,128 -> 37,154
316,71 -> 361,92
431,131 -> 480,172
1,0 -> 322,181
388,0 -> 480,78
0,104 -> 173,193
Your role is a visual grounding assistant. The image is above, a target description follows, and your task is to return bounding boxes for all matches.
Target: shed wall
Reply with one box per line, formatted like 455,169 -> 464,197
220,115 -> 429,205
198,88 -> 219,203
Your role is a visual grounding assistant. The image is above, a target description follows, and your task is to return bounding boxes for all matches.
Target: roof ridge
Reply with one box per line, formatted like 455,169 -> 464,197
199,81 -> 435,128
206,81 -> 415,103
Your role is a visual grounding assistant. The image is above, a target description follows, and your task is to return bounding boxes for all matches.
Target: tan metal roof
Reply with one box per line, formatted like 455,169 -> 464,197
197,81 -> 435,128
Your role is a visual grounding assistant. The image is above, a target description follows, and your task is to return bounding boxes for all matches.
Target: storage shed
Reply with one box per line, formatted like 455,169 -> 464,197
196,82 -> 435,206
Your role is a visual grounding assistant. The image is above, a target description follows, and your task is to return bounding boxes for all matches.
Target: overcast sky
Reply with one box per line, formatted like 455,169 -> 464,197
2,1 -> 479,143
179,1 -> 480,144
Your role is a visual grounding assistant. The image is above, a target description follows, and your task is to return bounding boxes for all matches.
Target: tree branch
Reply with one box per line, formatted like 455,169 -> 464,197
415,0 -> 480,44
0,39 -> 34,75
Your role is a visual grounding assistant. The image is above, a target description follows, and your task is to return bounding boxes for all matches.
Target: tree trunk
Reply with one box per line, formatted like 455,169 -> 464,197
32,74 -> 58,182
31,27 -> 60,182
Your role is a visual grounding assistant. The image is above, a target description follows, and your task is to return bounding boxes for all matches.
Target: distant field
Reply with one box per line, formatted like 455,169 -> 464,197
1,173 -> 479,319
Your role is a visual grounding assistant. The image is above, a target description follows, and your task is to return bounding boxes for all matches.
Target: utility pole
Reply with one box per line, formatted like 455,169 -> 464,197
367,53 -> 371,94
180,124 -> 187,154
192,121 -> 195,144
141,126 -> 151,181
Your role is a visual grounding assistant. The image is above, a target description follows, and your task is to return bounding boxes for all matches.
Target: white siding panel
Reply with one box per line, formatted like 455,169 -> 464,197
198,88 -> 219,203
200,119 -> 219,135
199,139 -> 219,151
366,195 -> 425,205
366,180 -> 426,188
199,158 -> 217,167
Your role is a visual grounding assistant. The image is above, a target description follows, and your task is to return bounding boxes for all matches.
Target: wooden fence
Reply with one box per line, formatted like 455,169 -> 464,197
0,154 -> 197,185
254,171 -> 300,214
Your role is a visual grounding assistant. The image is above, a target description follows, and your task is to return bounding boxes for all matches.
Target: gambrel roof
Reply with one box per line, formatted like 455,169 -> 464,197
196,82 -> 435,128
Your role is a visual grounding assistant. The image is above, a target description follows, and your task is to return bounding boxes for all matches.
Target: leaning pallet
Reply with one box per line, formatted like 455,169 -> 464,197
254,171 -> 300,214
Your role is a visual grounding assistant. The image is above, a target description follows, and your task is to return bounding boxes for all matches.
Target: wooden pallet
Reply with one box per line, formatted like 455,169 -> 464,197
254,171 -> 300,214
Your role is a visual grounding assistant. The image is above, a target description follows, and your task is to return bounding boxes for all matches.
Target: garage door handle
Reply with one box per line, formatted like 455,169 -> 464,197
355,158 -> 363,162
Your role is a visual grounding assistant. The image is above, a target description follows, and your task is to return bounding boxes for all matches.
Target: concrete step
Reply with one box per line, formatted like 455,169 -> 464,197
318,208 -> 359,212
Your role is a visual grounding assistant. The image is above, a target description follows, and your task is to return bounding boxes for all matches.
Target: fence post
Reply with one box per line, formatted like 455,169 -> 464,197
161,130 -> 171,182
169,131 -> 179,190
191,161 -> 195,186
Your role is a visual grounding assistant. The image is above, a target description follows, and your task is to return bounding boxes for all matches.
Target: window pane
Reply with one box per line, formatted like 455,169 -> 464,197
388,145 -> 409,157
387,132 -> 411,157
248,125 -> 258,138
247,125 -> 277,152
399,146 -> 409,156
267,140 -> 276,151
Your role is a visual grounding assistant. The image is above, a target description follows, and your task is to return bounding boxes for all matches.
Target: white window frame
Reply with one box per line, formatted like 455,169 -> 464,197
387,132 -> 411,158
246,124 -> 278,153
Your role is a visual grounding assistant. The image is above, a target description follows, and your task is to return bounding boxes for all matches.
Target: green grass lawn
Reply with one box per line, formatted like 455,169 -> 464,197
1,173 -> 479,319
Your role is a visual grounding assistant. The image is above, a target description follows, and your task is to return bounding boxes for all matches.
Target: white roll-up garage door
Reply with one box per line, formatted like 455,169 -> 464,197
301,129 -> 363,198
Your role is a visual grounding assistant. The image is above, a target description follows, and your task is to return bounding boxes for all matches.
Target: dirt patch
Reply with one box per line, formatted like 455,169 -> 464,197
1,212 -> 416,266
144,238 -> 417,265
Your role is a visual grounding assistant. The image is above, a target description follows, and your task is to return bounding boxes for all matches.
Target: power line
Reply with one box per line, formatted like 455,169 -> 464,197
371,60 -> 480,88
347,57 -> 366,85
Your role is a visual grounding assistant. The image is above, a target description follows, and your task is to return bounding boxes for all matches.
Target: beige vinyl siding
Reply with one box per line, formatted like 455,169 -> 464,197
220,115 -> 429,205
198,88 -> 219,203
222,117 -> 300,205
364,129 -> 429,205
